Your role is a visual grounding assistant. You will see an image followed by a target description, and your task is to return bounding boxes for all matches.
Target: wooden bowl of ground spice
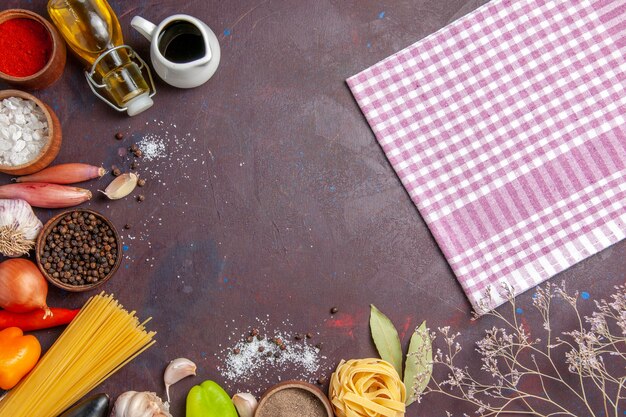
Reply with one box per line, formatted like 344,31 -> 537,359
255,381 -> 334,417
0,89 -> 62,175
0,9 -> 66,90
36,209 -> 122,292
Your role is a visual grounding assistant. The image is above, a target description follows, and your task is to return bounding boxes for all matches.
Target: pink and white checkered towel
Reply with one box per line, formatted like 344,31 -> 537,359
348,0 -> 625,312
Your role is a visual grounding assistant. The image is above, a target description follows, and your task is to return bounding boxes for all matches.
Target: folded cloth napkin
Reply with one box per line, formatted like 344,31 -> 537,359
348,0 -> 625,312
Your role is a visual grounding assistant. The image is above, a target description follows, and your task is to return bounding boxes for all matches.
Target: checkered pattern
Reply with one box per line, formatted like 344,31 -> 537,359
348,0 -> 626,313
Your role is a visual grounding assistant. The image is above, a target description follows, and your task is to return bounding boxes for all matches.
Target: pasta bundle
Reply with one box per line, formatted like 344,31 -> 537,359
0,293 -> 156,417
330,358 -> 406,417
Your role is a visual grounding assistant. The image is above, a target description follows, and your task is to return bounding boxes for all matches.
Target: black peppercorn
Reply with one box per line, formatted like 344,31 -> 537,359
39,210 -> 118,287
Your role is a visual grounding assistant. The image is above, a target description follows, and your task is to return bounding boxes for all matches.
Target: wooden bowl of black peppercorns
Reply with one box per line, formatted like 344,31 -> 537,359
35,209 -> 122,292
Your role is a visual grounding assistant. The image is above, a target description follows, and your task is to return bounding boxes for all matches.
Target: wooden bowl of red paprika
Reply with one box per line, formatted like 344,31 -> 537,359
0,9 -> 66,90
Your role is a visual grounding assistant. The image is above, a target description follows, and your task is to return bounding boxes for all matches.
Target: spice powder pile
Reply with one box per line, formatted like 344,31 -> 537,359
0,18 -> 52,77
257,388 -> 327,417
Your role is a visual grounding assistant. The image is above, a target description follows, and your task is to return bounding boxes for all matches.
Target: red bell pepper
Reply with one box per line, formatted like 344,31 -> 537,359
0,308 -> 79,331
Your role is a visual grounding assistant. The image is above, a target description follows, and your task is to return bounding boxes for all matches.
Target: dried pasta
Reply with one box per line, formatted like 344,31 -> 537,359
0,293 -> 156,417
330,358 -> 406,417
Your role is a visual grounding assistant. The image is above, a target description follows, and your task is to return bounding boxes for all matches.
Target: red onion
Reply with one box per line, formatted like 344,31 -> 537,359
0,183 -> 92,208
15,163 -> 106,184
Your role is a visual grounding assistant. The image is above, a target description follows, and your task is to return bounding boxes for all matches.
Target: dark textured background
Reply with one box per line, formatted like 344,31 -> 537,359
1,0 -> 624,415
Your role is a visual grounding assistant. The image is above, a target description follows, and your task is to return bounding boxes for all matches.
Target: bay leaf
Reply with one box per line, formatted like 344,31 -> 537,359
403,321 -> 433,405
370,304 -> 403,378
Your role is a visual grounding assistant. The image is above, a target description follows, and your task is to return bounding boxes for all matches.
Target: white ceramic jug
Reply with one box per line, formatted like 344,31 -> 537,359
131,14 -> 220,89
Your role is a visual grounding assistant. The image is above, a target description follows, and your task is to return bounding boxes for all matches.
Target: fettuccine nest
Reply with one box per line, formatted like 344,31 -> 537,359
330,358 -> 406,417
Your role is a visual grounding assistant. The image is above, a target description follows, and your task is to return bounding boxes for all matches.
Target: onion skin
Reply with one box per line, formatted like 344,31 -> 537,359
0,259 -> 51,318
0,183 -> 92,208
15,164 -> 106,184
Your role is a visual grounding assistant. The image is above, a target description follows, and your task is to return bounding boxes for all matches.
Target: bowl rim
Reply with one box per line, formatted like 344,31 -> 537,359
35,209 -> 123,292
254,380 -> 334,417
0,9 -> 59,81
0,89 -> 56,170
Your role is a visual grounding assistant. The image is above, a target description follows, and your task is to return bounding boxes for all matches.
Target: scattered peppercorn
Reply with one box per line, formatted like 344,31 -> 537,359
294,333 -> 302,340
258,346 -> 265,353
130,144 -> 139,152
317,376 -> 327,385
246,336 -> 254,343
256,334 -> 264,341
274,352 -> 281,358
279,344 -> 286,351
130,161 -> 138,170
111,166 -> 121,176
133,149 -> 143,158
124,224 -> 131,230
233,348 -> 240,354
330,307 -> 338,314
306,332 -> 313,339
251,328 -> 259,336
315,343 -> 323,350
115,132 -> 124,140
265,352 -> 272,358
136,178 -> 146,187
137,195 -> 145,202
274,338 -> 283,345
39,211 -> 118,287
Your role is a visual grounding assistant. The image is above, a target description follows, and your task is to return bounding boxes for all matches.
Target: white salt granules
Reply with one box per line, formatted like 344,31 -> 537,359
215,318 -> 333,395
137,133 -> 166,161
0,97 -> 48,166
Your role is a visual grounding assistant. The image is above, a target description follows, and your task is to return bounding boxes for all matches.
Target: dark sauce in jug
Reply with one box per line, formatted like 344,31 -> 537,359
158,21 -> 206,63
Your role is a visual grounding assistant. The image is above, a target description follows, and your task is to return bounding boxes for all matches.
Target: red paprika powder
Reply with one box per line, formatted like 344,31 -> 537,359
0,18 -> 52,77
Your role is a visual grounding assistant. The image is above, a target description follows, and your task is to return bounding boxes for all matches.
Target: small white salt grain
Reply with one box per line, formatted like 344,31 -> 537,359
0,97 -> 48,166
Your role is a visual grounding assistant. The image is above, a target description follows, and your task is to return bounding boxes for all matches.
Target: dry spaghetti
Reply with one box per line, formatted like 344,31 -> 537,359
0,293 -> 156,417
329,358 -> 406,417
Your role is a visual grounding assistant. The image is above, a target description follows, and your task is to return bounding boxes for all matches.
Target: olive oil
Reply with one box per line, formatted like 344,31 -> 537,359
48,0 -> 153,115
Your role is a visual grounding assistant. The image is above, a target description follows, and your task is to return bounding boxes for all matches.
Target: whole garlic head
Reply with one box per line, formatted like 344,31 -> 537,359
111,391 -> 172,417
0,199 -> 42,257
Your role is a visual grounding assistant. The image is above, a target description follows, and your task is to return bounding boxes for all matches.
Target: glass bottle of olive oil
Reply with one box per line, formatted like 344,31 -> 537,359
48,0 -> 154,116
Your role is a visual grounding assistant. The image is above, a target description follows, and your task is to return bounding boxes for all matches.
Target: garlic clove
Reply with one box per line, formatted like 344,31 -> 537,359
232,392 -> 258,417
99,173 -> 138,200
164,357 -> 197,402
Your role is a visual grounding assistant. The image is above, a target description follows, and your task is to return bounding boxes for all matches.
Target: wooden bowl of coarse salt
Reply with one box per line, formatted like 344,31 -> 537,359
255,380 -> 334,417
0,89 -> 62,176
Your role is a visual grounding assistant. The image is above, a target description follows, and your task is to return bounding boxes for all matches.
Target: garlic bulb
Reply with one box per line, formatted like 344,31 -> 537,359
111,391 -> 172,417
232,393 -> 258,417
0,199 -> 42,257
164,357 -> 197,402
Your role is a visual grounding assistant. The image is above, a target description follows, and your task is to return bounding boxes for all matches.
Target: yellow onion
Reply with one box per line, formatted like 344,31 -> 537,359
329,358 -> 406,417
0,258 -> 51,318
